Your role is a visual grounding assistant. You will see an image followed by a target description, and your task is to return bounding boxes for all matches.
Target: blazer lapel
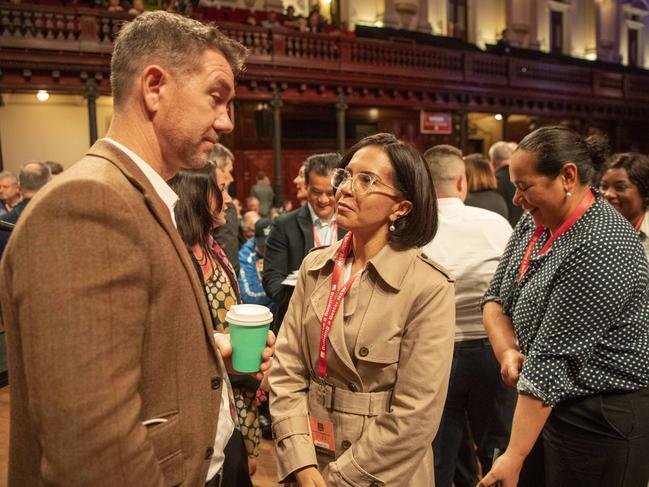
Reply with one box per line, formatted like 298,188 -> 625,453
297,205 -> 315,252
86,140 -> 222,364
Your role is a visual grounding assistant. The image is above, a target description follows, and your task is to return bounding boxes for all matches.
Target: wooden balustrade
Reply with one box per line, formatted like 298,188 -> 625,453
2,1 -> 649,107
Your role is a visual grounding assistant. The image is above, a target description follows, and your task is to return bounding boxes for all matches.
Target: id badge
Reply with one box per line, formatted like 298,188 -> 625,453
309,416 -> 336,458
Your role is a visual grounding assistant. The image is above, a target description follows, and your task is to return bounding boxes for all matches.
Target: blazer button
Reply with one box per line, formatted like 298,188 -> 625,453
341,439 -> 352,450
211,377 -> 222,390
369,483 -> 380,487
204,447 -> 214,460
347,382 -> 359,392
359,347 -> 369,357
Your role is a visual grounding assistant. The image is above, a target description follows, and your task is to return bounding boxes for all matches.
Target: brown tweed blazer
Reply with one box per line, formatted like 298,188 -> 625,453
1,140 -> 226,487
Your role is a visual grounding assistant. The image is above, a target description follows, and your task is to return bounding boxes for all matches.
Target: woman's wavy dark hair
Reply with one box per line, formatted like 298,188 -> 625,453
169,161 -> 223,262
338,133 -> 438,248
517,125 -> 610,184
603,152 -> 649,205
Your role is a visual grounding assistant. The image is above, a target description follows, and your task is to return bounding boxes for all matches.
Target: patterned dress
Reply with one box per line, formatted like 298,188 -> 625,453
198,237 -> 262,460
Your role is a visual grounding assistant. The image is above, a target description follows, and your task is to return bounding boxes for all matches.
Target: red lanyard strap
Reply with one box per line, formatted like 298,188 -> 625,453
318,231 -> 362,377
634,213 -> 645,232
313,222 -> 338,247
517,189 -> 594,284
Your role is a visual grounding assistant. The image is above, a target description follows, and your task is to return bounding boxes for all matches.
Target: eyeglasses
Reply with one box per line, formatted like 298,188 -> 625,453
331,168 -> 399,196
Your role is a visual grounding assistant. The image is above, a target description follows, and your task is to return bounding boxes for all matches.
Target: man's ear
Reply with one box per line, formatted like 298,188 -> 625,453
141,65 -> 168,114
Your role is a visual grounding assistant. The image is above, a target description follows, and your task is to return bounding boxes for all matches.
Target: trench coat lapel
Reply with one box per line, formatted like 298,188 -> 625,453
86,139 -> 222,364
307,242 -> 357,376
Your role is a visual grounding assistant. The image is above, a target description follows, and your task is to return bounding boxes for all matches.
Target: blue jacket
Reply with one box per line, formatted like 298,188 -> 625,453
238,238 -> 273,306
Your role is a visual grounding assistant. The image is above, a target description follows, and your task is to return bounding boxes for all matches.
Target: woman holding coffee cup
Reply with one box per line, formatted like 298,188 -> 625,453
269,133 -> 455,486
171,163 -> 266,483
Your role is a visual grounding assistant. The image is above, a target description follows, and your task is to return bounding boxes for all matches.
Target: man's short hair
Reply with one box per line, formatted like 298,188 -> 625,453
304,153 -> 339,186
423,145 -> 465,189
0,171 -> 18,185
19,162 -> 51,192
209,143 -> 235,169
488,141 -> 514,165
110,11 -> 248,106
256,171 -> 266,181
45,161 -> 64,175
423,144 -> 462,160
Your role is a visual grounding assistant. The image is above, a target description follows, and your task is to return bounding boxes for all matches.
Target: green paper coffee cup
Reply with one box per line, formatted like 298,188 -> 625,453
226,304 -> 273,373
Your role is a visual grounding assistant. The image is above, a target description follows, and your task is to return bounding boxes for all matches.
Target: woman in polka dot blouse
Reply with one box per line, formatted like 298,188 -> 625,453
478,126 -> 649,487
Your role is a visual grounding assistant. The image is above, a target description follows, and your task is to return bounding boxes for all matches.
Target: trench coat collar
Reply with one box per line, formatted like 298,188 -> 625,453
85,139 -> 222,364
305,235 -> 416,291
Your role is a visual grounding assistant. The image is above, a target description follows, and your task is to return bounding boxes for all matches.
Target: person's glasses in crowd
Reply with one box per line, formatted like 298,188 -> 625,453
331,168 -> 399,196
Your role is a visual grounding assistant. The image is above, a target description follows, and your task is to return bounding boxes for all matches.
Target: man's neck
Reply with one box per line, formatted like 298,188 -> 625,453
5,195 -> 22,208
107,113 -> 175,180
493,160 -> 508,172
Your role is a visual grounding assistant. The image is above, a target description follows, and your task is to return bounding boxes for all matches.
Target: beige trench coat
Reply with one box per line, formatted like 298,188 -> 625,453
269,239 -> 455,487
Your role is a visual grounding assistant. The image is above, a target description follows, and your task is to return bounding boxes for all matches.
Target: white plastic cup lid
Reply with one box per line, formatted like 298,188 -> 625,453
226,304 -> 273,327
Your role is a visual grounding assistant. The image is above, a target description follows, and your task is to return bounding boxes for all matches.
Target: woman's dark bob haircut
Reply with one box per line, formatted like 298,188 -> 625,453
338,133 -> 438,248
603,152 -> 649,203
169,161 -> 223,261
517,125 -> 609,185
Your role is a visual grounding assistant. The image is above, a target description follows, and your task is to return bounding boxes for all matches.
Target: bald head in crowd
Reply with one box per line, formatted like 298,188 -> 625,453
423,145 -> 467,200
488,141 -> 514,171
242,210 -> 260,240
20,162 -> 51,197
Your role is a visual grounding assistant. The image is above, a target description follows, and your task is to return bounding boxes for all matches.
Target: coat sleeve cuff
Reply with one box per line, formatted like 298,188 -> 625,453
326,448 -> 385,486
272,415 -> 317,482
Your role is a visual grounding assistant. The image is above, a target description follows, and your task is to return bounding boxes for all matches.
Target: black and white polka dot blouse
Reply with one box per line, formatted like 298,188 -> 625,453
483,190 -> 649,407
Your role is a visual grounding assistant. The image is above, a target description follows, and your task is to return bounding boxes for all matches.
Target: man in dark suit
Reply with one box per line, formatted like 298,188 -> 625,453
263,153 -> 345,332
0,161 -> 51,257
0,12 -> 273,487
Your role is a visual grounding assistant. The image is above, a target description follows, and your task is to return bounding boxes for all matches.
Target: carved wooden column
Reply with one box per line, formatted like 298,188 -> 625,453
460,107 -> 468,154
84,79 -> 98,146
270,88 -> 283,202
335,92 -> 347,154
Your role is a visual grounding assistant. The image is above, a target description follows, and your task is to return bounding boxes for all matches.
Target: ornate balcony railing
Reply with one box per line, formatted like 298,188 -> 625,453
2,2 -> 649,105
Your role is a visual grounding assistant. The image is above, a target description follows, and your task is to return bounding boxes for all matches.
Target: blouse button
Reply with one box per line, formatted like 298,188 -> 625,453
359,347 -> 369,357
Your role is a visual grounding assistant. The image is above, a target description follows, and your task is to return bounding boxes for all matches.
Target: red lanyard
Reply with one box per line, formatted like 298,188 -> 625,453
634,213 -> 645,232
318,231 -> 363,377
517,190 -> 594,284
313,222 -> 338,247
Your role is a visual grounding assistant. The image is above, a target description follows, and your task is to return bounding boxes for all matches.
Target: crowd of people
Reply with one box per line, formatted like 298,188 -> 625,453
2,11 -> 649,487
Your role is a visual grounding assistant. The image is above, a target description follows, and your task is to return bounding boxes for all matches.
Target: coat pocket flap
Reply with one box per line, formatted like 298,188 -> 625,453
354,341 -> 400,364
146,413 -> 182,468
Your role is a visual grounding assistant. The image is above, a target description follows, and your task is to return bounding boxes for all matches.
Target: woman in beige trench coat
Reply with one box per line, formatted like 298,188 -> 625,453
269,133 -> 456,487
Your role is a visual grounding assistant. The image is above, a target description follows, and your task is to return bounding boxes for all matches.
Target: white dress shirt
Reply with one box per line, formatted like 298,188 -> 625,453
422,197 -> 512,341
308,203 -> 337,246
104,138 -> 234,480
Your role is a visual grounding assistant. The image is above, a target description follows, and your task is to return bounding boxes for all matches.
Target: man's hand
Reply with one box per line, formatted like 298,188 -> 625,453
477,450 -> 525,487
295,466 -> 327,487
500,349 -> 525,387
214,330 -> 276,381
